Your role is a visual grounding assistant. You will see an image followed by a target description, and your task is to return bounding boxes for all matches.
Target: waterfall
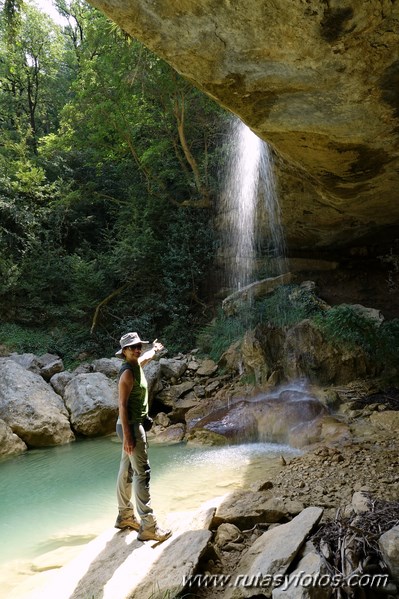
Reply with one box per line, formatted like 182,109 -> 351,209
258,139 -> 288,278
219,117 -> 287,293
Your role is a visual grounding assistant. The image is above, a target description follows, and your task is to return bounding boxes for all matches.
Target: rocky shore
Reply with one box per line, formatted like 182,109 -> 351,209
8,386 -> 397,599
0,345 -> 398,598
18,414 -> 398,599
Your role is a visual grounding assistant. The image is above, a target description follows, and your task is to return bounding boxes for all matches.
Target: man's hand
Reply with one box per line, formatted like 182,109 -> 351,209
124,435 -> 135,455
152,338 -> 164,353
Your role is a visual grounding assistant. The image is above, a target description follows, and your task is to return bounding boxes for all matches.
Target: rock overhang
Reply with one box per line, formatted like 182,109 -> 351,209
87,0 -> 399,252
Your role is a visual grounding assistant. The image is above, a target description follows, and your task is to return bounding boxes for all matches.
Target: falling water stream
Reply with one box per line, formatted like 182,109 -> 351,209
220,117 -> 287,291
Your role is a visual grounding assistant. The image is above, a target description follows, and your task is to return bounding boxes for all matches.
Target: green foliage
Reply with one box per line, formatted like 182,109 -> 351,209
196,286 -> 399,377
255,285 -> 324,327
314,305 -> 399,372
197,285 -> 325,361
197,308 -> 248,362
0,323 -> 55,355
0,0 -> 226,357
313,305 -> 379,353
375,318 -> 399,368
0,322 -> 110,368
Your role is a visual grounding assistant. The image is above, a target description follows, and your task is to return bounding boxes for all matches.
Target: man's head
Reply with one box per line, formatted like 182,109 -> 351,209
115,332 -> 148,357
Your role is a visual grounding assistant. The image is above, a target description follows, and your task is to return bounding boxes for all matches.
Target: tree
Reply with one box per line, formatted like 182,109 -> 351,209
0,0 -> 228,359
0,2 -> 68,152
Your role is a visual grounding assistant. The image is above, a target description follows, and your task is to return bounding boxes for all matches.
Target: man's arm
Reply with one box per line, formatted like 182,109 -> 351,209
139,348 -> 156,367
139,339 -> 164,367
119,370 -> 135,454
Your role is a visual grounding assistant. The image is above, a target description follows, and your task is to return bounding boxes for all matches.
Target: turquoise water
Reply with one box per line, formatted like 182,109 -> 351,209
0,436 -> 300,567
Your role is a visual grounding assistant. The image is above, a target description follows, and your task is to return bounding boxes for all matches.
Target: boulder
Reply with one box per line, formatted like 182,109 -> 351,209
0,418 -> 27,457
282,319 -> 375,384
223,507 -> 323,598
11,352 -> 65,381
186,429 -> 229,446
63,373 -> 118,436
205,380 -> 221,394
157,381 -> 195,408
193,384 -> 206,397
142,359 -> 163,404
168,392 -> 202,422
187,360 -> 199,371
30,353 -> 64,381
379,525 -> 399,584
190,389 -> 331,447
148,423 -> 186,445
50,371 -> 74,397
212,491 -> 289,528
287,415 -> 351,449
272,550 -> 332,598
369,410 -> 399,433
73,363 -> 93,375
0,359 -> 74,447
154,412 -> 171,427
9,352 -> 37,370
351,304 -> 384,325
159,358 -> 187,379
196,359 -> 218,377
92,357 -> 122,378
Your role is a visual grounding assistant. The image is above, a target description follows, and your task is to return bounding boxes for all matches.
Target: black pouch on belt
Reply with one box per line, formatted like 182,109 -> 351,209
142,415 -> 153,431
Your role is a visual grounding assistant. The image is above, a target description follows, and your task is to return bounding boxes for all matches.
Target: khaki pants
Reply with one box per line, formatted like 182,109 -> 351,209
116,422 -> 156,529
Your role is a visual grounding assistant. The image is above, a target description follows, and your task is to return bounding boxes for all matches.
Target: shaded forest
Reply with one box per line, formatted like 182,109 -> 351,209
0,0 -> 229,363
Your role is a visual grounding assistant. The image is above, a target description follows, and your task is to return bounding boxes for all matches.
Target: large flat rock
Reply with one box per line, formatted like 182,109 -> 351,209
223,506 -> 323,598
24,504 -> 216,599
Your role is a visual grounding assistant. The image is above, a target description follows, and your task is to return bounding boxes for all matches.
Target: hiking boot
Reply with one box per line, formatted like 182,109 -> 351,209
114,513 -> 140,531
137,524 -> 172,542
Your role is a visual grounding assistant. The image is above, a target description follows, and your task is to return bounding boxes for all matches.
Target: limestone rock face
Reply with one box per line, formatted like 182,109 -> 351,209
282,319 -> 375,384
87,0 -> 399,250
159,357 -> 187,379
0,358 -> 75,447
63,373 -> 118,436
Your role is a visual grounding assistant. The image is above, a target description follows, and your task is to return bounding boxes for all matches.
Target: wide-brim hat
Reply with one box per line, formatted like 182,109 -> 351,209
115,332 -> 149,356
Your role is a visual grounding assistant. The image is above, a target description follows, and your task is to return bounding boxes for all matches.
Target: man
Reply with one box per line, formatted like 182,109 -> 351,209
114,331 -> 171,542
